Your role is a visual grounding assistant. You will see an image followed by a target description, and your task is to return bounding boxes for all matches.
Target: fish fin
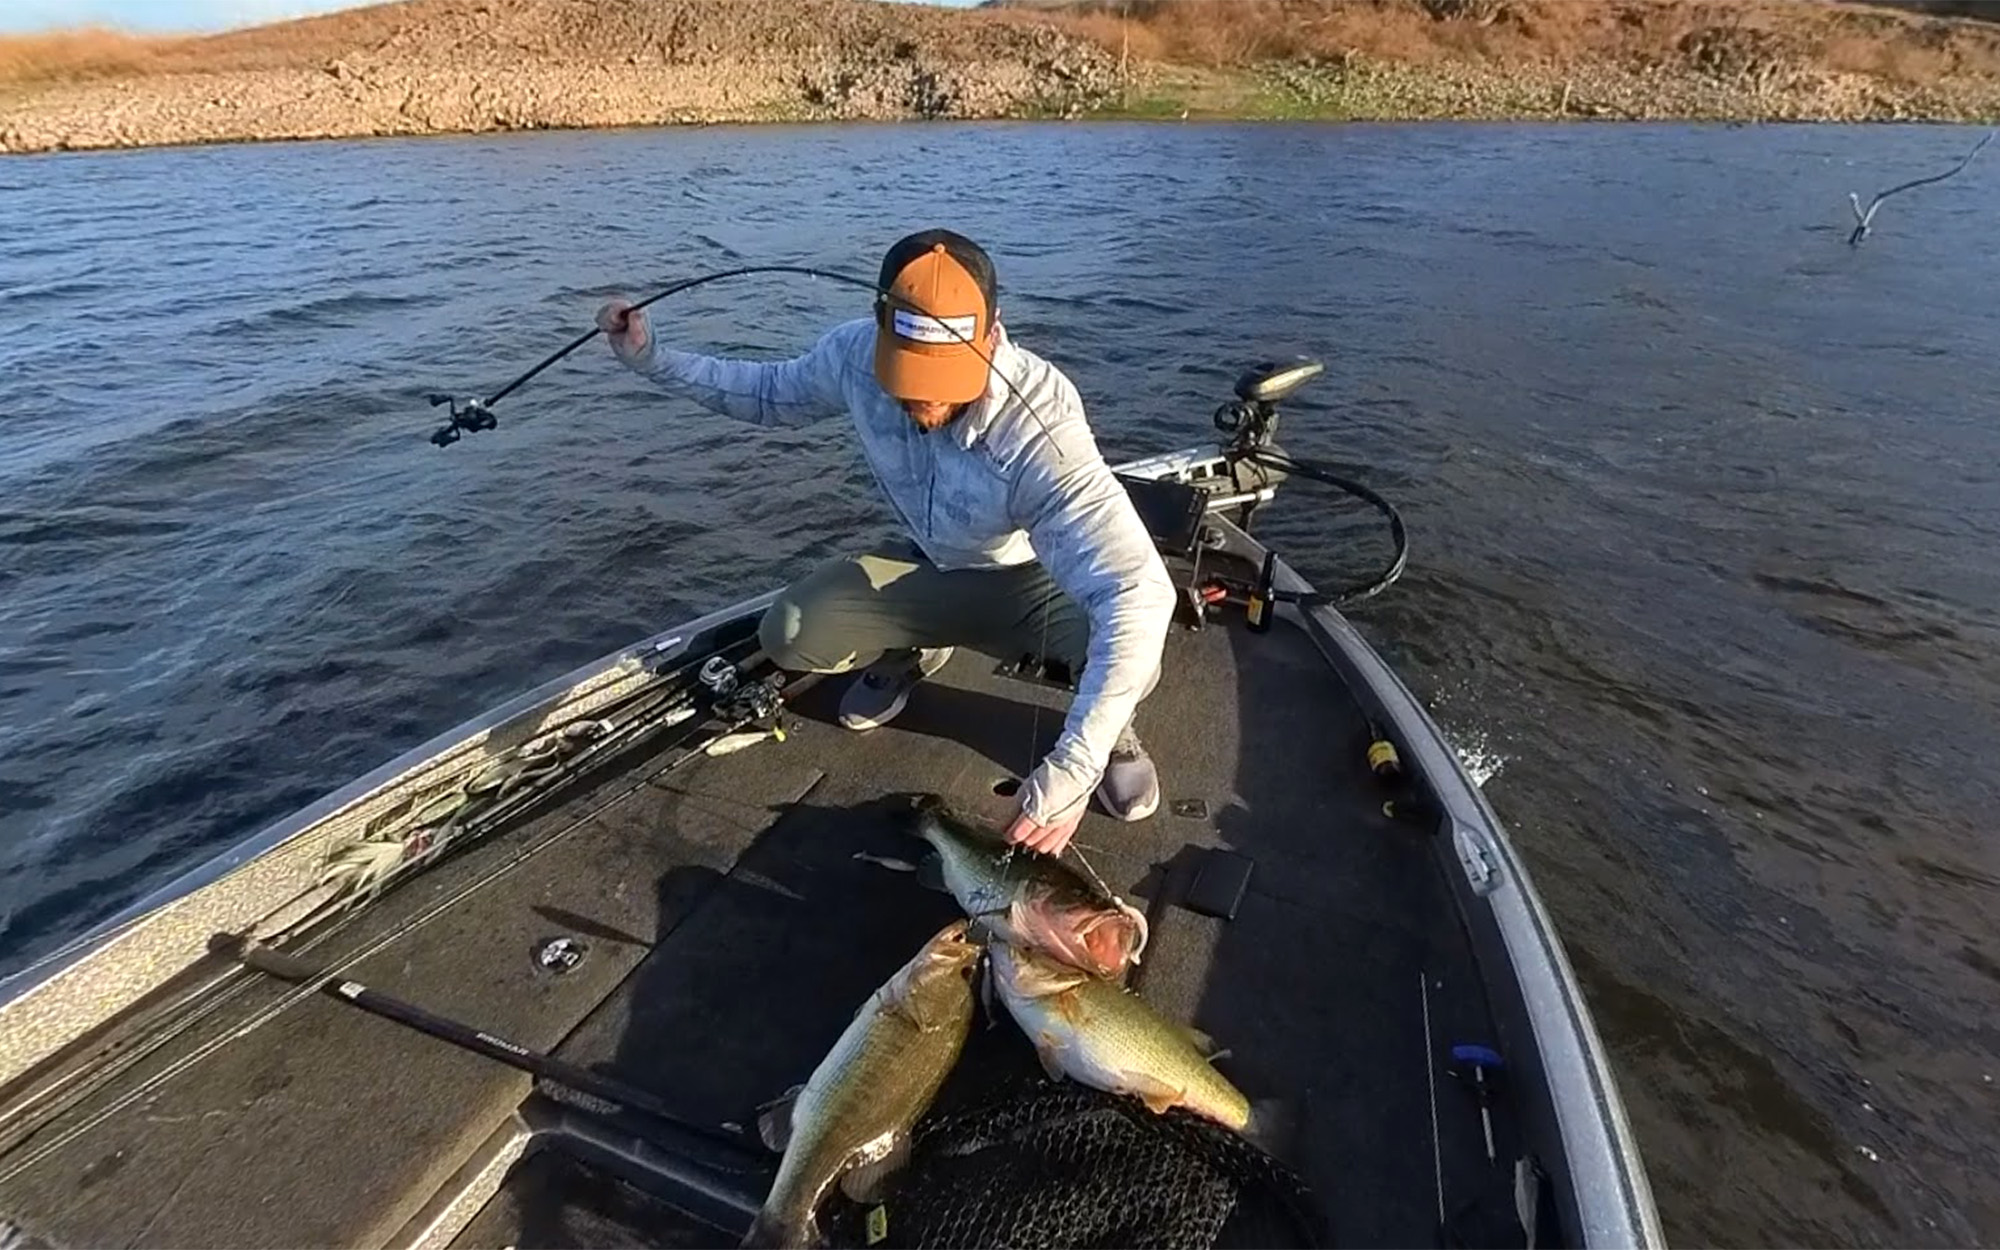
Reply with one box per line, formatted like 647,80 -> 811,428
1122,1071 -> 1188,1116
886,980 -> 951,1033
852,851 -> 918,873
738,1210 -> 804,1249
888,988 -> 940,1032
914,853 -> 947,893
1051,987 -> 1088,1027
839,1134 -> 912,1203
1179,1023 -> 1219,1056
902,796 -> 958,852
998,940 -> 1091,997
756,1085 -> 804,1153
1032,1030 -> 1069,1080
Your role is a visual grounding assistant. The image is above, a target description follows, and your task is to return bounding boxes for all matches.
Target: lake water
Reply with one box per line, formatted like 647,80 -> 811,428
3,121 -> 1997,1246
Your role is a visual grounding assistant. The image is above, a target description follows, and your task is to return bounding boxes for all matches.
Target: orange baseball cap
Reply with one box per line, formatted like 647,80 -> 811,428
874,230 -> 996,405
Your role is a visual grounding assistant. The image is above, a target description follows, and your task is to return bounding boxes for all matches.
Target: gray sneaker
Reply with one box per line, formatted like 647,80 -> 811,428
1096,721 -> 1160,822
838,647 -> 954,731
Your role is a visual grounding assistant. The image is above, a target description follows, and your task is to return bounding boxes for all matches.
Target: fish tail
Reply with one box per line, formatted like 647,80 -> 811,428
895,792 -> 946,842
1244,1097 -> 1298,1158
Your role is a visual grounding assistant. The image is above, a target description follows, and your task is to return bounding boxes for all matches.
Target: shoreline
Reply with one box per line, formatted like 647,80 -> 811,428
1,111 -> 1988,163
4,62 -> 1995,157
1106,58 -> 2000,125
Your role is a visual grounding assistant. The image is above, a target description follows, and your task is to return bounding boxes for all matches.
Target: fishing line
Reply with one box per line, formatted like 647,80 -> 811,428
1421,969 -> 1445,1231
1018,588 -> 1144,957
425,265 -> 1063,455
241,460 -> 412,518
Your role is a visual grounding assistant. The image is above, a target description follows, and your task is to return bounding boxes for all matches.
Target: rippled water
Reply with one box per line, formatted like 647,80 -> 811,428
4,122 -> 1998,1245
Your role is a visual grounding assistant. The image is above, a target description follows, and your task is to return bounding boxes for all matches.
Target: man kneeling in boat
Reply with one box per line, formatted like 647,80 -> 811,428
597,229 -> 1174,855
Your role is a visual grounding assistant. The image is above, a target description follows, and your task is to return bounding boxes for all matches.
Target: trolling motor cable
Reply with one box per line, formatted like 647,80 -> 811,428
426,265 -> 1059,448
1238,445 -> 1409,607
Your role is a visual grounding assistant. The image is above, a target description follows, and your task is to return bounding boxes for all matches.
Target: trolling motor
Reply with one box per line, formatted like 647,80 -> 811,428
1213,357 -> 1325,455
1209,357 -> 1326,535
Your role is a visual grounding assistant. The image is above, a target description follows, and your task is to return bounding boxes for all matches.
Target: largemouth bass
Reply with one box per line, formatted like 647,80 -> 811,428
910,796 -> 1147,979
742,921 -> 980,1249
989,939 -> 1264,1136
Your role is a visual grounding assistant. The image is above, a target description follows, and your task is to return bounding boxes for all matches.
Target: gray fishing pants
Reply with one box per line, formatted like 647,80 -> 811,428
757,541 -> 1091,677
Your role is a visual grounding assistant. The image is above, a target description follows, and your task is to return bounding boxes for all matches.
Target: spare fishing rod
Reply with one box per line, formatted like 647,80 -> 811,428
212,934 -> 759,1156
0,639 -> 795,1186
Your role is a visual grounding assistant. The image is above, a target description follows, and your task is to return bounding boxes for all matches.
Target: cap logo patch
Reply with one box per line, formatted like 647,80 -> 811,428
891,308 -> 978,346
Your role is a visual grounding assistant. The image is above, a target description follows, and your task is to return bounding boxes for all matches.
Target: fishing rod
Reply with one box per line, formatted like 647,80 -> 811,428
215,935 -> 758,1154
423,264 -> 1058,448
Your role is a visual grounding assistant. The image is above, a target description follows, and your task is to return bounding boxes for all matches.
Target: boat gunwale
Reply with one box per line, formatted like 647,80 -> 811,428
1276,568 -> 1665,1250
0,591 -> 778,1089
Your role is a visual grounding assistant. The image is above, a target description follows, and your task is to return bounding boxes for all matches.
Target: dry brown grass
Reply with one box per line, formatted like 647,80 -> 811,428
0,16 -> 353,86
7,0 -> 2000,93
1,0 -> 1092,87
1035,0 -> 2000,80
1036,0 -> 1639,69
0,28 -> 172,87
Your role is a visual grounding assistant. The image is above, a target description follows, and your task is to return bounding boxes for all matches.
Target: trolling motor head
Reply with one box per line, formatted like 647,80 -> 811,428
427,394 -> 497,447
1214,357 -> 1323,453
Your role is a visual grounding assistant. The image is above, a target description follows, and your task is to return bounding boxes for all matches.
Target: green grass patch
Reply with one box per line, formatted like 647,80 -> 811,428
1102,90 -> 1191,119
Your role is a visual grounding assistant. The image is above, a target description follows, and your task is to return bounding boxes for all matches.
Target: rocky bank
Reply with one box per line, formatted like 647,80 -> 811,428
0,0 -> 1118,154
2,0 -> 1997,155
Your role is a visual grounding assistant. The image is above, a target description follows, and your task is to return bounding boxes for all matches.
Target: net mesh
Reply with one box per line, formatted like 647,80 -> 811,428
823,1084 -> 1328,1250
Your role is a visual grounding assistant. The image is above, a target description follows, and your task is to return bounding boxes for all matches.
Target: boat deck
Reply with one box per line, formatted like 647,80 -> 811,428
0,613 -> 1517,1249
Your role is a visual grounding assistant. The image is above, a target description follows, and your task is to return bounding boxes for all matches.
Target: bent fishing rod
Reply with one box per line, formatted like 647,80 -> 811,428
424,265 -> 1020,447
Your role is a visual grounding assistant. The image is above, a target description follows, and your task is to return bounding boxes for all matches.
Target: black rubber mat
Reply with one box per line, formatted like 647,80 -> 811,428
447,1146 -> 729,1250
